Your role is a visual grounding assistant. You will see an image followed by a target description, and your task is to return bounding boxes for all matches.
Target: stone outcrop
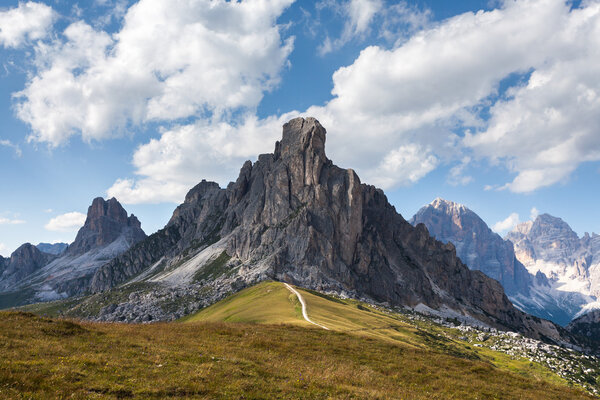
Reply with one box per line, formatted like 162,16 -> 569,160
90,117 -> 570,343
567,310 -> 600,351
66,197 -> 145,256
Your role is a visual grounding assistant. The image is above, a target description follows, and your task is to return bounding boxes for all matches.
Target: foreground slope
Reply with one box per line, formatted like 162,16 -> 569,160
0,309 -> 593,400
87,117 -> 568,344
182,282 -> 600,393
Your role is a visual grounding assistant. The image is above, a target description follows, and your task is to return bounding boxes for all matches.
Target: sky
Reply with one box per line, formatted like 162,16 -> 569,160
0,0 -> 599,256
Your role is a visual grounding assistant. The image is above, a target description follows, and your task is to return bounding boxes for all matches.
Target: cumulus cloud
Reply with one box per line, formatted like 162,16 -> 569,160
463,1 -> 600,192
363,144 -> 438,189
318,0 -> 430,55
0,2 -> 56,48
0,217 -> 25,225
35,0 -> 600,203
45,212 -> 86,232
0,242 -> 7,256
107,113 -> 295,203
492,212 -> 521,234
15,0 -> 294,146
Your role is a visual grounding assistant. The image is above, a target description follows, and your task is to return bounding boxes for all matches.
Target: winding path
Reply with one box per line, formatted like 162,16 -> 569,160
284,283 -> 329,330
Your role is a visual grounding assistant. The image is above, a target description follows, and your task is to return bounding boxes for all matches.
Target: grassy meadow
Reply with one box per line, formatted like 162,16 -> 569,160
0,281 -> 594,399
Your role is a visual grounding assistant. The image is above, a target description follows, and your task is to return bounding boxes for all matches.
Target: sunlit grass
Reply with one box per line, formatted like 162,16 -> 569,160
0,310 -> 592,399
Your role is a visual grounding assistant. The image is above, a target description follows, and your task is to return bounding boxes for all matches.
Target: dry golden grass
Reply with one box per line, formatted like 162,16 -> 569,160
0,310 -> 593,399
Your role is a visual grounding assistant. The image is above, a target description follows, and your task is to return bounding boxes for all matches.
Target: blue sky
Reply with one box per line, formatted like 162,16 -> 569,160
0,0 -> 599,256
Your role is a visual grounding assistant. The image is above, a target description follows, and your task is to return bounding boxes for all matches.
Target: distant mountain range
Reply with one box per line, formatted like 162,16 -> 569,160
0,197 -> 146,308
36,243 -> 68,255
1,117 -> 595,347
411,199 -> 597,326
507,215 -> 600,313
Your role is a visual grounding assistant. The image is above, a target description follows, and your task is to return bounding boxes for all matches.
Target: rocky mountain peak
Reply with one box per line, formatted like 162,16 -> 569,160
411,199 -> 532,297
506,213 -> 582,265
530,213 -> 579,242
0,243 -> 54,292
10,243 -> 47,266
66,197 -> 146,256
430,197 -> 468,215
275,117 -> 326,160
90,118 -> 570,343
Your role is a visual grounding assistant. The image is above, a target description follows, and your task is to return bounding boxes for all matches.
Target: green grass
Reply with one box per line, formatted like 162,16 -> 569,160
3,281 -> 594,399
0,287 -> 35,309
181,281 -> 306,325
0,310 -> 592,399
183,282 -> 578,389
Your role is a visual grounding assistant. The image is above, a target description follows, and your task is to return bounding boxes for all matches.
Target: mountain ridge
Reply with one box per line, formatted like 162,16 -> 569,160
0,197 -> 146,307
411,198 -> 595,326
86,117 -> 570,343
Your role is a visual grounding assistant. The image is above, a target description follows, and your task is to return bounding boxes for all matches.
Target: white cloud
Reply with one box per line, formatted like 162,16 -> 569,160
318,0 -> 430,55
0,242 -> 7,256
45,212 -> 86,232
346,0 -> 382,36
530,207 -> 539,221
464,1 -> 600,192
101,0 -> 600,203
0,2 -> 56,48
15,0 -> 294,146
492,212 -> 521,234
107,113 -> 294,203
0,139 -> 22,157
0,217 -> 25,225
364,144 -> 438,189
447,156 -> 473,186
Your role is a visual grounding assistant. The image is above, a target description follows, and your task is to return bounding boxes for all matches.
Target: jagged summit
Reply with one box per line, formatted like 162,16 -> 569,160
506,211 -> 600,301
429,197 -> 469,214
275,117 -> 326,159
411,199 -> 592,326
89,117 -> 570,343
66,197 -> 144,256
410,199 -> 532,297
0,197 -> 147,307
0,243 -> 55,292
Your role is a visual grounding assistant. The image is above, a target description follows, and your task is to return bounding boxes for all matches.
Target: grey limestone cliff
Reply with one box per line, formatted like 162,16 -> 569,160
89,117 -> 569,343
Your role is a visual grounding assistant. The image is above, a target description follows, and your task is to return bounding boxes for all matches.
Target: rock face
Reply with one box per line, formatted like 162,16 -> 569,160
567,310 -> 600,348
66,198 -> 145,256
410,199 -> 531,296
411,200 -> 590,326
36,243 -> 68,256
0,198 -> 146,307
90,117 -> 569,343
0,244 -> 55,291
506,215 -> 599,319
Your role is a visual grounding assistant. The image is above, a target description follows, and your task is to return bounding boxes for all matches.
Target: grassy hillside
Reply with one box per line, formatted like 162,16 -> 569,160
0,310 -> 593,400
4,281 -> 596,399
183,282 -> 581,387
